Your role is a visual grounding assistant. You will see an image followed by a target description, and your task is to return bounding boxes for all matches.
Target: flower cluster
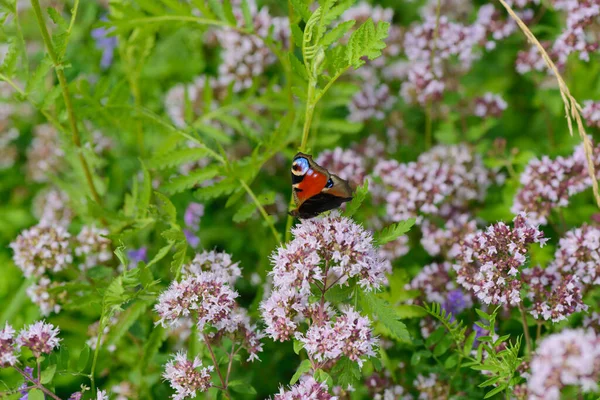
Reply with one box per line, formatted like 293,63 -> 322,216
473,92 -> 507,118
0,323 -> 17,367
75,225 -> 112,271
296,307 -> 377,368
154,272 -> 238,331
261,212 -> 388,342
32,188 -> 74,227
523,266 -> 587,322
454,213 -> 547,306
26,124 -> 65,182
528,329 -> 600,399
552,0 -> 600,65
274,375 -> 336,400
10,222 -> 72,278
26,277 -> 62,316
183,250 -> 242,286
163,351 -> 213,400
407,262 -> 470,309
315,147 -> 367,186
348,82 -> 395,123
374,144 -> 493,222
582,100 -> 600,128
16,321 -> 61,358
414,373 -> 449,399
550,224 -> 600,285
420,213 -> 478,258
512,142 -> 600,225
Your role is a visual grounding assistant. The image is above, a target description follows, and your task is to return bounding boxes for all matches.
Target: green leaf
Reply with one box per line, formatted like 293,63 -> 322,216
293,339 -> 304,355
106,301 -> 148,347
138,162 -> 151,219
141,325 -> 167,370
360,292 -> 411,343
314,369 -> 333,387
343,181 -> 368,217
229,380 -> 257,395
290,0 -> 311,22
374,218 -> 416,246
77,345 -> 91,372
290,52 -> 308,81
395,304 -> 427,318
207,0 -> 225,21
47,7 -> 68,30
162,167 -> 220,195
321,20 -> 355,47
331,357 -> 360,388
346,19 -> 390,68
40,364 -> 56,384
28,389 -> 44,400
484,383 -> 507,399
233,202 -> 257,223
324,284 -> 354,303
154,191 -> 177,224
433,335 -> 453,357
0,39 -> 18,75
146,241 -> 174,267
290,359 -> 312,384
291,23 -> 304,48
222,0 -> 237,25
463,331 -> 477,355
146,147 -> 210,170
194,178 -> 237,201
475,308 -> 491,321
425,326 -> 446,347
171,239 -> 188,275
241,0 -> 254,31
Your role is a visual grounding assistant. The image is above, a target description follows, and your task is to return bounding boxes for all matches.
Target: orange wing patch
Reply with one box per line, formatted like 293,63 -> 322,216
294,167 -> 328,204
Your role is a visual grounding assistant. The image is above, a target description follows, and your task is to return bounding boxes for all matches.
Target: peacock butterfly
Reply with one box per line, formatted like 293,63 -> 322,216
289,152 -> 354,219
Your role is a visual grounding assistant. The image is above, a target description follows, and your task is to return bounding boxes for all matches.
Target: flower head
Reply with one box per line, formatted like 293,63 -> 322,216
550,224 -> 600,286
454,213 -> 547,306
154,272 -> 238,332
10,223 -> 72,278
75,225 -> 112,270
17,321 -> 61,358
528,329 -> 600,400
163,351 -> 213,400
274,375 -> 337,400
473,93 -> 507,118
0,323 -> 18,367
184,202 -> 205,231
582,100 -> 600,129
316,148 -> 367,186
26,124 -> 65,182
183,250 -> 242,286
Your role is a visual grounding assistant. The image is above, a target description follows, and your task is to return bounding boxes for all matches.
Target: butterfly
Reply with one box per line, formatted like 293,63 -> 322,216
289,152 -> 354,219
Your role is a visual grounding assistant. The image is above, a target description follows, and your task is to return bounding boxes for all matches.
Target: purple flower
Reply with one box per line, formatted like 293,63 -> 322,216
274,375 -> 336,400
184,203 -> 204,231
528,329 -> 600,399
127,247 -> 148,265
19,366 -> 35,399
0,323 -> 18,367
183,229 -> 200,248
163,351 -> 213,400
91,22 -> 117,69
16,321 -> 61,358
442,289 -> 470,316
583,100 -> 600,129
183,250 -> 241,286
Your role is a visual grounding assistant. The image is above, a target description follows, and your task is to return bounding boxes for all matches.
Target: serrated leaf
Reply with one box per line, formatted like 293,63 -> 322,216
171,240 -> 188,275
291,359 -> 312,384
106,302 -> 148,347
154,191 -> 177,223
233,202 -> 257,223
290,0 -> 311,22
331,357 -> 360,388
146,147 -> 210,170
207,0 -> 225,20
291,23 -> 304,48
343,181 -> 368,217
141,325 -> 167,369
290,52 -> 308,81
0,40 -> 18,75
324,284 -> 354,303
360,292 -> 411,343
321,20 -> 355,47
314,369 -> 333,387
484,383 -> 507,398
146,241 -> 174,267
346,19 -> 390,69
395,304 -> 427,318
163,167 -> 220,195
194,178 -> 237,201
374,218 -> 416,246
47,7 -> 68,31
463,331 -> 477,354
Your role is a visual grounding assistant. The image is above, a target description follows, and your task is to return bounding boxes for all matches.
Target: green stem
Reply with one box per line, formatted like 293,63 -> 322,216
239,179 -> 281,243
202,333 -> 230,399
518,303 -> 532,355
31,0 -> 102,205
89,317 -> 106,393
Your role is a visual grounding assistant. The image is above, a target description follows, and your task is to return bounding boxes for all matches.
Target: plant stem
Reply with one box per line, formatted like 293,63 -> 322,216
202,333 -> 230,399
89,317 -> 106,393
30,0 -> 102,205
239,179 -> 281,243
518,303 -> 532,355
14,365 -> 62,400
